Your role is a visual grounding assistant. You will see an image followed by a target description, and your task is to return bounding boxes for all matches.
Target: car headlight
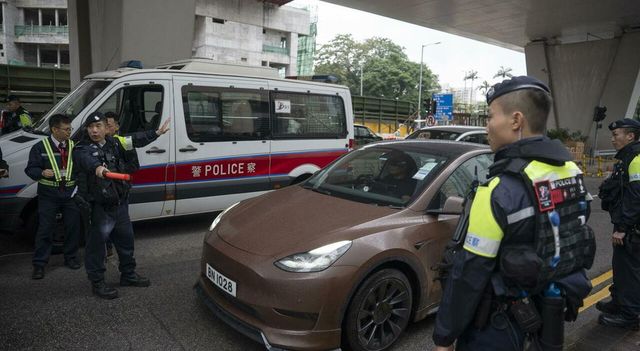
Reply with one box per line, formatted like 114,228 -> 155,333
209,202 -> 240,232
274,240 -> 352,273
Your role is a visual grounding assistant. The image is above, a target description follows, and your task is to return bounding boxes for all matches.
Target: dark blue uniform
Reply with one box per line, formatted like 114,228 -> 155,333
74,136 -> 139,283
24,137 -> 81,269
434,137 -> 594,350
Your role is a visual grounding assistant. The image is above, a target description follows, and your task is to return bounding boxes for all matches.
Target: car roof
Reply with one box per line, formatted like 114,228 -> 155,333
415,126 -> 486,133
362,139 -> 490,157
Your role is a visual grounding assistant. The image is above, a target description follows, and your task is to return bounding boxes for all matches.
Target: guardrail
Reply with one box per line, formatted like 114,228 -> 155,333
14,25 -> 69,36
262,44 -> 289,55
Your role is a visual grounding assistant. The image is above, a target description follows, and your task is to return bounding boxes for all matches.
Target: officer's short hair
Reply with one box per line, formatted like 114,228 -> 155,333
622,128 -> 640,141
495,89 -> 552,134
49,114 -> 71,128
104,111 -> 119,122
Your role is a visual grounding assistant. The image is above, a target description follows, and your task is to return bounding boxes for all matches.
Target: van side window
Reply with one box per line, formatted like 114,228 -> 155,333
182,86 -> 269,142
94,84 -> 164,134
272,92 -> 347,139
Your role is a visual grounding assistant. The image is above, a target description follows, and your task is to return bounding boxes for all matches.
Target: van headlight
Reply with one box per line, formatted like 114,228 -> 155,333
209,202 -> 240,232
274,240 -> 352,273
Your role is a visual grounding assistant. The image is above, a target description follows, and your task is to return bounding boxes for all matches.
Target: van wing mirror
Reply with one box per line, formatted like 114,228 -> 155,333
426,196 -> 464,216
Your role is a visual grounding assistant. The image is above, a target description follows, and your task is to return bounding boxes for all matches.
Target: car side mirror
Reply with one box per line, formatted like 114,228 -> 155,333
426,196 -> 464,215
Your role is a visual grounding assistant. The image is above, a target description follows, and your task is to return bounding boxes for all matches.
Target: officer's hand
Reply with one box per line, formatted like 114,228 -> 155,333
435,346 -> 454,351
42,169 -> 54,178
156,117 -> 171,136
0,169 -> 8,178
96,166 -> 109,178
612,231 -> 626,246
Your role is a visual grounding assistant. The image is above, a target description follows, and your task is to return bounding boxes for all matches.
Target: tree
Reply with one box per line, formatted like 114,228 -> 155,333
494,66 -> 513,79
464,70 -> 479,104
314,34 -> 439,103
477,80 -> 491,95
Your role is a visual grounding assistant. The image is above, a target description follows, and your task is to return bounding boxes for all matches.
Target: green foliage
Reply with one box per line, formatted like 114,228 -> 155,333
546,128 -> 587,142
494,66 -> 513,80
314,34 -> 439,103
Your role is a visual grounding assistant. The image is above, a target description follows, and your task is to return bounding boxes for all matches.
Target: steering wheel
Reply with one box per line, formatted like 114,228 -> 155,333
355,174 -> 375,191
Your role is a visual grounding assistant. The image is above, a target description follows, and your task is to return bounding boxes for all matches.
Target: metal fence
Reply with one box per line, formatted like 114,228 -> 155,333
14,25 -> 69,36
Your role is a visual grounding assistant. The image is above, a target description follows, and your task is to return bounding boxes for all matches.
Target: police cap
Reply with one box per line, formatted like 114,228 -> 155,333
486,76 -> 551,105
83,111 -> 106,128
608,118 -> 640,131
4,95 -> 20,103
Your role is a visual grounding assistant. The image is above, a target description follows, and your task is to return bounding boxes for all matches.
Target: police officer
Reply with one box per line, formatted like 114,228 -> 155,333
596,118 -> 640,330
2,95 -> 33,135
24,114 -> 81,279
74,112 -> 150,299
433,76 -> 595,350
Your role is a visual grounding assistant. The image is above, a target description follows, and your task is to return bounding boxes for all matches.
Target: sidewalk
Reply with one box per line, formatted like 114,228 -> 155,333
567,319 -> 640,351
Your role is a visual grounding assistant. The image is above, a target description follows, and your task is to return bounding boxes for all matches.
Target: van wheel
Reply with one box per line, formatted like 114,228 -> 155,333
343,269 -> 413,351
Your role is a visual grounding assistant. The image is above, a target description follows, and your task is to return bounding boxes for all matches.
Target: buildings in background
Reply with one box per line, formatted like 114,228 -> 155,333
1,0 -> 316,76
0,0 -> 70,68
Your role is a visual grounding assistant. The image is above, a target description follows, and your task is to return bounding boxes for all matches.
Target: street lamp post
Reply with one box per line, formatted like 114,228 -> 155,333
417,41 -> 441,118
360,63 -> 363,96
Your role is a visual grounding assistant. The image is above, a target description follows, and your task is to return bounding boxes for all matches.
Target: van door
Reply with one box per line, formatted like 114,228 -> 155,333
91,79 -> 173,219
172,77 -> 271,215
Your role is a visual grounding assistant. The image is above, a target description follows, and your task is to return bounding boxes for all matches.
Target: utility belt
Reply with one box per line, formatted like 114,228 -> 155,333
38,178 -> 76,188
476,293 -> 565,351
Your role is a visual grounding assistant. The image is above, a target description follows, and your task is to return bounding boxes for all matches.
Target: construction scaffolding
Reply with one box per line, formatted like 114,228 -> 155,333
296,7 -> 317,76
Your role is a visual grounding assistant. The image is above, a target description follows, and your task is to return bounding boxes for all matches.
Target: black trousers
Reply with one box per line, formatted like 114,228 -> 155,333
32,193 -> 81,266
85,201 -> 136,283
612,244 -> 640,319
457,311 -> 525,351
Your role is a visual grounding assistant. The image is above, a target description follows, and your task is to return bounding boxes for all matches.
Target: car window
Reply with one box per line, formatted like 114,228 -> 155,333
432,153 -> 493,209
93,84 -> 164,134
460,133 -> 488,145
408,130 -> 461,140
305,147 -> 449,207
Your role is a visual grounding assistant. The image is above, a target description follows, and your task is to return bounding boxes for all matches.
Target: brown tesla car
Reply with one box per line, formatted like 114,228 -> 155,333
195,140 -> 493,351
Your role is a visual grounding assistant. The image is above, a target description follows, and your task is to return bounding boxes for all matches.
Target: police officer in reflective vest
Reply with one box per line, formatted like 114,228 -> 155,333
433,76 -> 595,351
74,112 -> 150,299
596,118 -> 640,330
24,114 -> 81,279
2,95 -> 33,135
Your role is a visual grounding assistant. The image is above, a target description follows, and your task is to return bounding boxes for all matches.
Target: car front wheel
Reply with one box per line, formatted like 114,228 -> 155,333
343,269 -> 413,351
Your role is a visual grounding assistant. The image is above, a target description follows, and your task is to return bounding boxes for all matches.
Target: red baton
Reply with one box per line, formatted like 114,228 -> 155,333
102,170 -> 131,181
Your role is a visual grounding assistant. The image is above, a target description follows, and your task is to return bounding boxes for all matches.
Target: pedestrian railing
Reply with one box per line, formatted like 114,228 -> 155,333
578,155 -> 617,178
14,25 -> 69,37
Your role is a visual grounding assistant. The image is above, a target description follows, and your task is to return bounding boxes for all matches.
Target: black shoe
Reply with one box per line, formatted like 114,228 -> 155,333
120,273 -> 151,287
92,281 -> 119,300
596,300 -> 620,314
32,265 -> 44,280
598,312 -> 640,331
64,258 -> 82,270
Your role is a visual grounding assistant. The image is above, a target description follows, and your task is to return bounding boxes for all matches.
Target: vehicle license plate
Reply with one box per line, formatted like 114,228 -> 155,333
206,263 -> 237,297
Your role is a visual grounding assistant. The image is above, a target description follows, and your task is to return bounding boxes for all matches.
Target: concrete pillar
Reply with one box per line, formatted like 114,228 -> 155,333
36,44 -> 40,66
55,9 -> 59,26
525,31 -> 640,151
38,9 -> 42,26
68,0 -> 93,86
286,32 -> 297,76
57,45 -> 61,67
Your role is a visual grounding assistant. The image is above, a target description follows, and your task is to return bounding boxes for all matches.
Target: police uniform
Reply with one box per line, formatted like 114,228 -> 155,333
24,135 -> 81,278
2,95 -> 33,135
597,118 -> 640,329
74,112 -> 150,299
433,77 -> 595,350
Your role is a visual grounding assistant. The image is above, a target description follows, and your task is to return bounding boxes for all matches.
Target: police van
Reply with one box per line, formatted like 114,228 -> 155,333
0,59 -> 354,233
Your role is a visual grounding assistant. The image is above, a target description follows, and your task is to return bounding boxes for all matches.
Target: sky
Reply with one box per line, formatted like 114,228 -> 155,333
288,0 -> 527,95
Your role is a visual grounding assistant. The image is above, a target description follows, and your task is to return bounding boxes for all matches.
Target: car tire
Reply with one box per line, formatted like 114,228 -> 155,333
343,269 -> 413,351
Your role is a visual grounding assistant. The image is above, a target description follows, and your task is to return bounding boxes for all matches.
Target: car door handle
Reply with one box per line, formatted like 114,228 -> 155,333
179,146 -> 198,152
146,147 -> 166,154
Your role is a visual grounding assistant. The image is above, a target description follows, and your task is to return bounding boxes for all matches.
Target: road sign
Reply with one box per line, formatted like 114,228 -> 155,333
426,115 -> 436,127
432,93 -> 453,122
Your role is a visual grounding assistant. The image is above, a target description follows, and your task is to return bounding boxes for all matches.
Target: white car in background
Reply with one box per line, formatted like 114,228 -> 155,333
406,126 -> 488,145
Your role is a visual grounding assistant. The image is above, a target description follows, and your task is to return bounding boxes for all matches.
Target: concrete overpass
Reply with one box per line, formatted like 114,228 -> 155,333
68,0 -> 640,150
322,0 -> 640,151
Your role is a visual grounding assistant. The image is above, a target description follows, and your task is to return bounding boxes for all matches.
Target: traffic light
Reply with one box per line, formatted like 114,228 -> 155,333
423,98 -> 431,112
431,99 -> 437,114
593,106 -> 607,122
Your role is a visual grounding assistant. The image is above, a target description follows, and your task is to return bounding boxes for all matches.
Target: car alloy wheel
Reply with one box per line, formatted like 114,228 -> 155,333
344,269 -> 413,351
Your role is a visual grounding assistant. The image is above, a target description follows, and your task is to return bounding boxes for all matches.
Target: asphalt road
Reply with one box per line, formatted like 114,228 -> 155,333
0,177 -> 619,350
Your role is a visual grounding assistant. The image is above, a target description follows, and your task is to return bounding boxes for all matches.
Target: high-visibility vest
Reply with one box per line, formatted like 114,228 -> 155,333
39,138 -> 75,187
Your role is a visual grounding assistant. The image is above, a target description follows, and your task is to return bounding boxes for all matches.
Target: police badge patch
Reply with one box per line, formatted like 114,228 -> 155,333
534,180 -> 554,212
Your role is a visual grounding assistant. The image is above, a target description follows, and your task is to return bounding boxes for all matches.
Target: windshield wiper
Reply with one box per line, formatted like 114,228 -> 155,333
310,187 -> 332,196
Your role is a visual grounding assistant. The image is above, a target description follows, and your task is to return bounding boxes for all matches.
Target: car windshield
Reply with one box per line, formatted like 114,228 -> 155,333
304,146 -> 449,207
34,80 -> 111,132
407,129 -> 462,140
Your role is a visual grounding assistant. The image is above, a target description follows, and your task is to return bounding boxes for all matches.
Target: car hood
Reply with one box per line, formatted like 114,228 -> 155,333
0,130 -> 45,155
216,185 -> 401,256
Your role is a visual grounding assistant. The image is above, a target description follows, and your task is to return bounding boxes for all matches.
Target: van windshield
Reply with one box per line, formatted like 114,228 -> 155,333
35,80 -> 111,132
303,146 -> 449,207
